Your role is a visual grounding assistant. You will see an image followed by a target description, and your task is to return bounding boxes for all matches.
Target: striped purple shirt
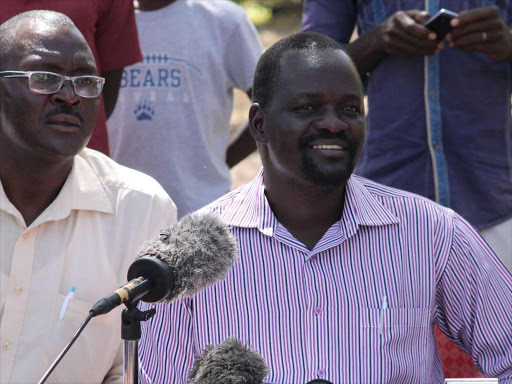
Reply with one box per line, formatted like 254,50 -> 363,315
138,169 -> 512,383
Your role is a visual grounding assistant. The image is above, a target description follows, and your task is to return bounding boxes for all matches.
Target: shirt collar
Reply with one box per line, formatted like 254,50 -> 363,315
340,175 -> 400,239
0,152 -> 113,228
220,168 -> 276,236
220,169 -> 399,237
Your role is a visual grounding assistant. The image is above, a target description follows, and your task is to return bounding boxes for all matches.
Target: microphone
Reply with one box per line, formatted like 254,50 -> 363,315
90,212 -> 238,316
188,338 -> 269,384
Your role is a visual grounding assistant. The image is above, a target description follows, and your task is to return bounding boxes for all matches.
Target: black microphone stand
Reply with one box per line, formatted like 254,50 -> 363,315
121,301 -> 156,384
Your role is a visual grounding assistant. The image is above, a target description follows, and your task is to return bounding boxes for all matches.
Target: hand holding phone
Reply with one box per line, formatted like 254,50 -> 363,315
425,8 -> 459,40
378,10 -> 442,59
447,6 -> 512,62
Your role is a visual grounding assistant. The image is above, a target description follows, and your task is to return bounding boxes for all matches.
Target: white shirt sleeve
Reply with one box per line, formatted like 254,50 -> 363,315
224,9 -> 264,92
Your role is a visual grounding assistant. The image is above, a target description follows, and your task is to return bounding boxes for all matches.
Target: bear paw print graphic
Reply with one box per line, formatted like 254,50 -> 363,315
134,100 -> 156,121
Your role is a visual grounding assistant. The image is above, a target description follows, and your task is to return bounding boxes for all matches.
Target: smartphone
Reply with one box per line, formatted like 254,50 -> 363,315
425,8 -> 459,40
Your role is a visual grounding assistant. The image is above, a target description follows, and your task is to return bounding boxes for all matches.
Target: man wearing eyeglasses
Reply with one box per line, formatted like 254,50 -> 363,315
0,10 -> 176,384
1,0 -> 143,156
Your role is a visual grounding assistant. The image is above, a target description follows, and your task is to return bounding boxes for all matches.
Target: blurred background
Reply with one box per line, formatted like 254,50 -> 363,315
228,0 -> 303,188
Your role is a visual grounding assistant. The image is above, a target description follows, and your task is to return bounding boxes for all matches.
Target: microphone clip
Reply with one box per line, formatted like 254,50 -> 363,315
121,302 -> 156,341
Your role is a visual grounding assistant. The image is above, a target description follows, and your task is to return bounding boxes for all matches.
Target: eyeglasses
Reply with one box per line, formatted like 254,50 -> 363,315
0,71 -> 105,98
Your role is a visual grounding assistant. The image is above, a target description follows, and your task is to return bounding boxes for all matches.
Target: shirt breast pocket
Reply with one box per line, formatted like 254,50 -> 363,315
43,293 -> 120,383
360,307 -> 432,384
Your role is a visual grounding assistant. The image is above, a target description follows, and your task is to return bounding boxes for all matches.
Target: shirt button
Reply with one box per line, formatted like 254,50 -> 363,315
429,91 -> 435,100
310,255 -> 317,262
14,286 -> 23,295
314,307 -> 323,316
433,142 -> 440,150
317,369 -> 326,377
2,341 -> 12,350
21,231 -> 31,239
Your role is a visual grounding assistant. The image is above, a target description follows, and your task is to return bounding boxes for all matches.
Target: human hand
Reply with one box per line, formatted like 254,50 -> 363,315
379,10 -> 443,58
446,6 -> 512,61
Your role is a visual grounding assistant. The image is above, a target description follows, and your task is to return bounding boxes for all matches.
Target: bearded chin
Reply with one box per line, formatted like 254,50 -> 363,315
300,151 -> 354,187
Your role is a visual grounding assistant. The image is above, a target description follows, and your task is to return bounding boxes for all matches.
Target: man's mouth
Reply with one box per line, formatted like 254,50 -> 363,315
47,114 -> 81,126
46,114 -> 82,132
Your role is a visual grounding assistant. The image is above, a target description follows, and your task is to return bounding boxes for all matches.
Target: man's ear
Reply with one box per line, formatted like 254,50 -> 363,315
248,103 -> 266,144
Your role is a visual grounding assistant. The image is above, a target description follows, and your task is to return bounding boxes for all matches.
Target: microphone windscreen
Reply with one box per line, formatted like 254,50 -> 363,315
136,212 -> 238,302
188,338 -> 268,384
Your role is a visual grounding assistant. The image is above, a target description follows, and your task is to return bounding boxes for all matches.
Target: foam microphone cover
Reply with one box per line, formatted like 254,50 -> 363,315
188,338 -> 268,384
135,212 -> 238,302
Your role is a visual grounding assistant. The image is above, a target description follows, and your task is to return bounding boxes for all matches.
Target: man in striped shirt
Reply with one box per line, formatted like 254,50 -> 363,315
138,32 -> 512,383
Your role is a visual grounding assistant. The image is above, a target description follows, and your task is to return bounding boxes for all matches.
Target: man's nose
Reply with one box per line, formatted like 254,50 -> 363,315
315,106 -> 347,133
49,81 -> 81,106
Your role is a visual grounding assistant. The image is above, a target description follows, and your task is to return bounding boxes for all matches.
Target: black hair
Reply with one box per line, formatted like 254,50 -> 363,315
0,10 -> 76,70
252,31 -> 347,109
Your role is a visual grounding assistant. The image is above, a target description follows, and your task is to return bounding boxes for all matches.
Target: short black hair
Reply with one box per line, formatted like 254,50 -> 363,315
252,31 -> 346,110
0,10 -> 76,70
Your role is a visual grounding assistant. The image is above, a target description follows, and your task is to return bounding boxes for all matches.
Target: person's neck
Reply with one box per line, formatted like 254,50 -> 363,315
135,0 -> 176,12
263,168 -> 346,251
0,149 -> 73,227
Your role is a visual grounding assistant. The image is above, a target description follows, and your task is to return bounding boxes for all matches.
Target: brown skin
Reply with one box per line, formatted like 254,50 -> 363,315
226,118 -> 257,168
346,10 -> 440,76
347,6 -> 512,76
0,24 -> 100,226
446,6 -> 512,62
226,89 -> 257,168
249,49 -> 365,250
134,0 -> 256,168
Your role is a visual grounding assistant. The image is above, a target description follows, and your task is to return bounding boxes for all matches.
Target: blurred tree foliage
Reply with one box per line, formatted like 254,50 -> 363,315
232,0 -> 303,26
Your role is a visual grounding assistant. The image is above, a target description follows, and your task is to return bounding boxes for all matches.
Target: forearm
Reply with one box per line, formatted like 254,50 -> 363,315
345,24 -> 387,76
226,123 -> 256,168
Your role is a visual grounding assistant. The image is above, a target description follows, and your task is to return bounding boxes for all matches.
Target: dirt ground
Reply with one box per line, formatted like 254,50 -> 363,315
228,10 -> 302,189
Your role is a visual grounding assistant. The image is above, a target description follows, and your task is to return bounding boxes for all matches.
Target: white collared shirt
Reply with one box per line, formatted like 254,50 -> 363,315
0,149 -> 177,383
